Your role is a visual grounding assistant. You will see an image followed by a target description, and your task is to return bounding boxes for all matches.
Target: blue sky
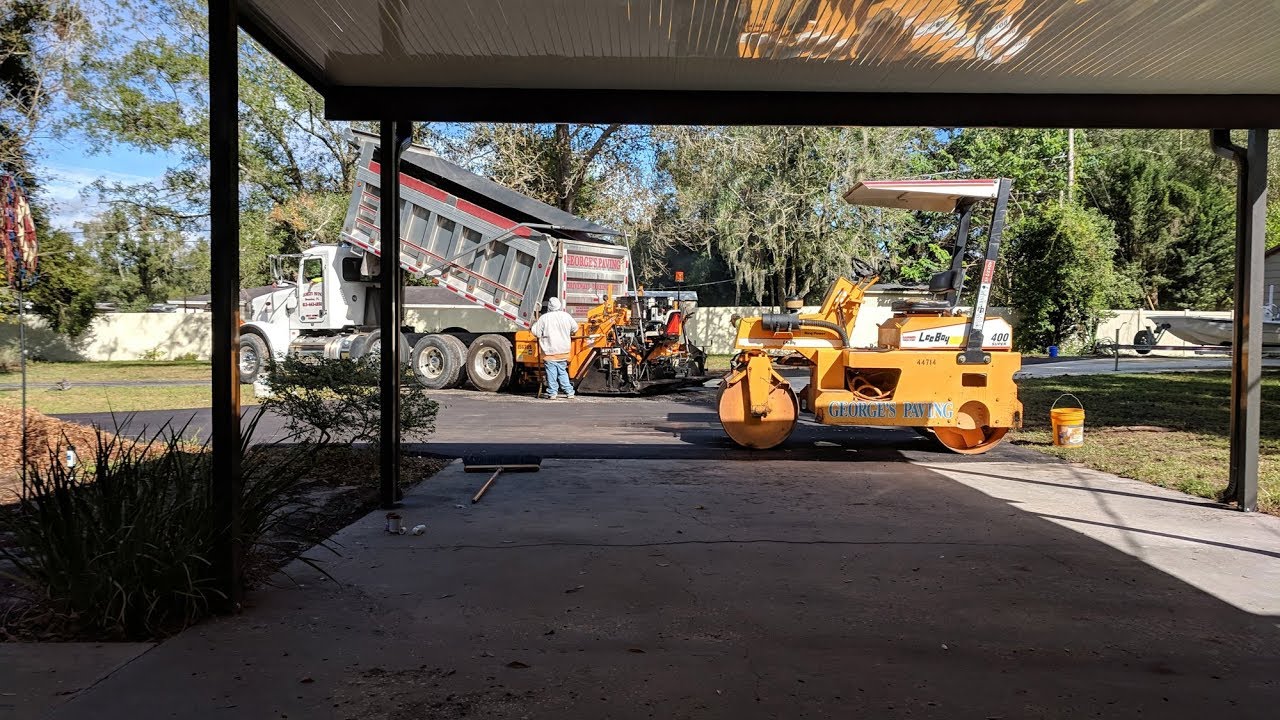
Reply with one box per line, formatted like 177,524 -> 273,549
33,133 -> 177,232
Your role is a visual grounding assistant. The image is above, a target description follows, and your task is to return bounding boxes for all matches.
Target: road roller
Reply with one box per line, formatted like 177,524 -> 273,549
718,178 -> 1022,454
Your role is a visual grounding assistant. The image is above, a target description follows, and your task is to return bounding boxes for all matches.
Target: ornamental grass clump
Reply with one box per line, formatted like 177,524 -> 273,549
260,355 -> 439,447
1,410 -> 328,640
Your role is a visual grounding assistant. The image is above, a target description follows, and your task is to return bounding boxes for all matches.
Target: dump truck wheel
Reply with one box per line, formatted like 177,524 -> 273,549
347,332 -> 370,360
438,334 -> 467,388
465,334 -> 513,392
932,426 -> 1008,454
359,328 -> 410,366
239,333 -> 269,384
411,334 -> 465,389
717,377 -> 798,450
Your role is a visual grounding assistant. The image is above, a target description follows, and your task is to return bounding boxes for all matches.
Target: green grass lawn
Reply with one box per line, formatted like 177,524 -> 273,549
704,354 -> 734,373
0,384 -> 260,415
1014,371 -> 1279,514
0,360 -> 213,384
0,361 -> 257,415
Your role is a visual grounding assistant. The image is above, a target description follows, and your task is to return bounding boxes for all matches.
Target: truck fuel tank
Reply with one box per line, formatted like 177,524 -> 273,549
288,333 -> 362,361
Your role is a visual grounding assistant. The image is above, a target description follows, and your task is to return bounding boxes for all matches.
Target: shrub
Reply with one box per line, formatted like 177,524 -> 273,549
259,355 -> 439,447
1005,203 -> 1135,353
0,346 -> 17,373
1,410 -> 329,640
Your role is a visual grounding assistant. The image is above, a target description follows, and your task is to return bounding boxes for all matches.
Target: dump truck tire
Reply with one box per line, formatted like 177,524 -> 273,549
347,332 -> 370,360
465,334 -> 514,392
438,334 -> 468,388
359,328 -> 410,366
411,334 -> 465,389
239,333 -> 269,384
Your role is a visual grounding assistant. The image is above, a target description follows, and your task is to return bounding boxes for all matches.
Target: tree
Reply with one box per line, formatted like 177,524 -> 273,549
80,205 -> 208,310
931,128 -> 1078,206
1081,130 -> 1235,309
925,128 -> 1084,309
1,1 -> 96,334
1267,202 -> 1280,251
1,0 -> 86,184
1005,204 -> 1128,352
421,122 -> 654,226
655,126 -> 922,305
15,221 -> 97,336
64,0 -> 355,286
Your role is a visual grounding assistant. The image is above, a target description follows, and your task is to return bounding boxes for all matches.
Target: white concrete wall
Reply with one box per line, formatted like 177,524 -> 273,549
0,301 -> 1243,362
686,289 -> 935,354
0,313 -> 213,361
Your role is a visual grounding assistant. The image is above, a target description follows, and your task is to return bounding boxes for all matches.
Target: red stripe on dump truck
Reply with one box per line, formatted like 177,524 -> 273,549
368,161 -> 530,237
368,161 -> 448,203
455,199 -> 532,237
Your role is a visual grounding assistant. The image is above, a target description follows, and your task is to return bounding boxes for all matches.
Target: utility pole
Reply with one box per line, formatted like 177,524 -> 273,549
1067,128 -> 1076,203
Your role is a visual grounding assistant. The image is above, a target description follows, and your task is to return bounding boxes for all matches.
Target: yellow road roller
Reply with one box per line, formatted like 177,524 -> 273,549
718,178 -> 1022,454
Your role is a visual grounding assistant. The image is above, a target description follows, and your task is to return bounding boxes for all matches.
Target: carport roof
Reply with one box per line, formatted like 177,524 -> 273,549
238,0 -> 1280,126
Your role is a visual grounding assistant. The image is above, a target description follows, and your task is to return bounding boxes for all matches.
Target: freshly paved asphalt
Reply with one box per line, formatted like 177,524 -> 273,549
53,387 -> 1032,465
20,379 -> 1280,719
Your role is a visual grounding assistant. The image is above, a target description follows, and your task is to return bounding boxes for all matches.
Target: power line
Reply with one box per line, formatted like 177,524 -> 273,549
57,228 -> 210,236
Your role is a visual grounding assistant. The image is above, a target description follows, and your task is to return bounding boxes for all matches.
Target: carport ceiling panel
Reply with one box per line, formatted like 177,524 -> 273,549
242,0 -> 1280,94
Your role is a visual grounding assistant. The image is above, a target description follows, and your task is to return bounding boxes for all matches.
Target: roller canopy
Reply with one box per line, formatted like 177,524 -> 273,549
842,179 -> 1003,213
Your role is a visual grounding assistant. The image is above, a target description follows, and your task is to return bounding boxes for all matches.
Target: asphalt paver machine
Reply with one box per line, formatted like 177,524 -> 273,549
718,178 -> 1022,454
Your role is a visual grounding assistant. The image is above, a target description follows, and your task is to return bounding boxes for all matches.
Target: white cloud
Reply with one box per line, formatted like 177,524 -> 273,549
33,162 -> 160,231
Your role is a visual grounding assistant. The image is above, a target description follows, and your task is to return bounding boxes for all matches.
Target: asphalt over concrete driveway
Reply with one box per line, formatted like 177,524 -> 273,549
39,385 -> 1280,719
54,385 -> 1032,463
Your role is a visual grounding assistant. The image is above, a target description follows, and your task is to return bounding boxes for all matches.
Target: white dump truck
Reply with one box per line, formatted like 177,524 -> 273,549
239,131 -> 705,393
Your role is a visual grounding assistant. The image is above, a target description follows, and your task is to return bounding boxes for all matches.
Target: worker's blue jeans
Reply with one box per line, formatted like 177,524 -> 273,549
544,359 -> 574,398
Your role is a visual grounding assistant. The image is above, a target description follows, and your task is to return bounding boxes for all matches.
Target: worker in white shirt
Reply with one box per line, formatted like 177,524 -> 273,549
530,296 -> 579,399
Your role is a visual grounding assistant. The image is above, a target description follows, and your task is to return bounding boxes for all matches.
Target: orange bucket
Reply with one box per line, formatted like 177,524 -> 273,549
1050,394 -> 1085,447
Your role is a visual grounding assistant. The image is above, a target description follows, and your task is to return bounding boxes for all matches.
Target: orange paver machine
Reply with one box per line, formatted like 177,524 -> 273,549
718,178 -> 1022,454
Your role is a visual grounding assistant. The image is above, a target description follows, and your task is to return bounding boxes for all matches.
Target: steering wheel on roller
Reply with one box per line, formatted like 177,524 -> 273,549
850,257 -> 879,279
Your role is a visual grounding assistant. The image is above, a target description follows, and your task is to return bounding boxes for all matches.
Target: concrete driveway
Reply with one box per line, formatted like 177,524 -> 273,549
25,386 -> 1280,719
1016,355 -> 1280,378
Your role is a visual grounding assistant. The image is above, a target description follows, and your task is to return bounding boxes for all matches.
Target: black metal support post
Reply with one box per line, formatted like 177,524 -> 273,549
959,178 -> 1012,365
1211,129 -> 1267,512
378,121 -> 412,509
946,202 -> 974,307
209,0 -> 242,606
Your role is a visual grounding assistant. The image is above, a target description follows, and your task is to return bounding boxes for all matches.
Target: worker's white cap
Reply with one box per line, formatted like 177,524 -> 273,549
547,297 -> 563,311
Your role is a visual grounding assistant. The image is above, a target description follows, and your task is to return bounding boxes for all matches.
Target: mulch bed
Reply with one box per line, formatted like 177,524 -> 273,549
0,405 -> 115,505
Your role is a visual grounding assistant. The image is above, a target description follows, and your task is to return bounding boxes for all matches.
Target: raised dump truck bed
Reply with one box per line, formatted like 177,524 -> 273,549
342,129 -> 633,325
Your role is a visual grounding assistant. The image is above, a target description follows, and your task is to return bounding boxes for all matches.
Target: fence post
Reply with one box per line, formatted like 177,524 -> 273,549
1114,328 -> 1120,372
